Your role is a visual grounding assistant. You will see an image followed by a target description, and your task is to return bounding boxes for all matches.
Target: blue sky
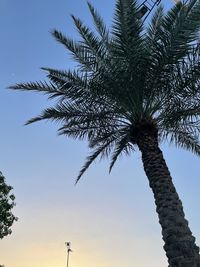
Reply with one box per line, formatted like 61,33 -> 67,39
0,1 -> 200,267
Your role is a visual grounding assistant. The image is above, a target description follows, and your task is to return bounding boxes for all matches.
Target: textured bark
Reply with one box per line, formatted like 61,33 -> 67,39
136,131 -> 200,267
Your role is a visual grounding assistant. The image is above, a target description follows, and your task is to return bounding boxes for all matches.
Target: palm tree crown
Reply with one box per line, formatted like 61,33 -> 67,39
10,0 -> 200,183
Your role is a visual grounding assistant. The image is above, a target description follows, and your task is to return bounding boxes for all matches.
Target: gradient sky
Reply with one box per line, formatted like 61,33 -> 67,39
0,1 -> 200,267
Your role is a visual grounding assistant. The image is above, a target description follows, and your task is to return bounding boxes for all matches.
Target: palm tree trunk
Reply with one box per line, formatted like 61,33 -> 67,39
136,132 -> 200,267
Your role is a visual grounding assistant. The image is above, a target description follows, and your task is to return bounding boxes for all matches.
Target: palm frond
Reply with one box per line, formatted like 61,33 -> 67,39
25,104 -> 71,125
8,81 -> 58,97
169,129 -> 200,156
87,2 -> 109,41
172,44 -> 200,96
41,67 -> 90,101
109,132 -> 132,173
58,115 -> 117,140
146,5 -> 164,49
112,0 -> 143,58
186,0 -> 199,14
75,139 -> 115,184
161,0 -> 200,63
52,30 -> 96,71
71,15 -> 107,66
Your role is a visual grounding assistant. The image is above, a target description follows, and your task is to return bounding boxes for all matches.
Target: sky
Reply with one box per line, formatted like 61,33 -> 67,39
0,1 -> 200,267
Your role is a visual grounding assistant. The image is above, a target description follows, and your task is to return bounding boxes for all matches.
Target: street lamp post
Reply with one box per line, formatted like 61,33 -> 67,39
65,242 -> 72,267
136,0 -> 161,20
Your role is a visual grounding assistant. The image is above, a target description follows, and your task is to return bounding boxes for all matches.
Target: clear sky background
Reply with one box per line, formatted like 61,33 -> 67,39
0,1 -> 200,267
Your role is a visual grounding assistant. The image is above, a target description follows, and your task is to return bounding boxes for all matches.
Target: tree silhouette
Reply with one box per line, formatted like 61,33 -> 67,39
10,0 -> 200,266
0,172 -> 17,239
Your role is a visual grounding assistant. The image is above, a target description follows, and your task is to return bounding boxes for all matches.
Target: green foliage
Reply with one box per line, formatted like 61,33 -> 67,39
0,172 -> 17,239
9,0 -> 200,182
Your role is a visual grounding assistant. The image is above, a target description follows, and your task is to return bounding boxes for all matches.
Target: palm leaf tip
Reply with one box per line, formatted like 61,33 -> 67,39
51,29 -> 68,47
24,116 -> 43,125
75,151 -> 101,185
8,83 -> 26,90
109,147 -> 123,173
109,137 -> 132,173
75,141 -> 114,184
51,29 -> 59,38
87,1 -> 109,38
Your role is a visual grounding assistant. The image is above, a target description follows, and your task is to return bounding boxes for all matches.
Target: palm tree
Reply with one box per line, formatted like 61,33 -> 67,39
10,0 -> 200,266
